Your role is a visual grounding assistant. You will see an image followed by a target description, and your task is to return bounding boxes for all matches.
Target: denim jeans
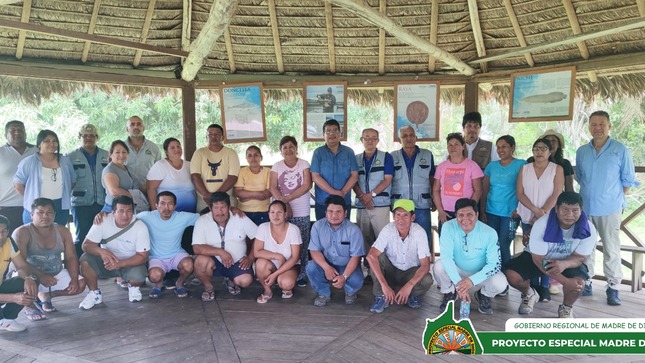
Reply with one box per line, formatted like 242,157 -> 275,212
413,208 -> 433,252
23,198 -> 69,226
72,203 -> 104,258
485,213 -> 519,269
305,260 -> 364,297
245,211 -> 269,226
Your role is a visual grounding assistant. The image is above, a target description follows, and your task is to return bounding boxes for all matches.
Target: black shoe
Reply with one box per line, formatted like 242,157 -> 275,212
475,290 -> 493,315
606,288 -> 621,306
364,275 -> 373,284
439,291 -> 457,311
537,286 -> 551,302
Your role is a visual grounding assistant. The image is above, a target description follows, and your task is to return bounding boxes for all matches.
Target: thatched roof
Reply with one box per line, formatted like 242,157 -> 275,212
1,0 -> 644,102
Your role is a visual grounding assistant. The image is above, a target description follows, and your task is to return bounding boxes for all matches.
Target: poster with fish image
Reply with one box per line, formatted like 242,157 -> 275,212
509,66 -> 576,123
219,83 -> 266,143
394,81 -> 440,142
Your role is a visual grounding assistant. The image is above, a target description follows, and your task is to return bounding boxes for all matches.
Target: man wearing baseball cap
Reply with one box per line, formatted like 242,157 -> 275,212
66,124 -> 109,258
366,199 -> 433,313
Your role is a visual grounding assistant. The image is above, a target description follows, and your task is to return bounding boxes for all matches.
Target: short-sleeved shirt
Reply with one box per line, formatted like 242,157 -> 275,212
0,237 -> 19,283
255,222 -> 302,267
527,214 -> 597,260
192,212 -> 257,263
0,144 -> 36,207
190,146 -> 241,194
310,144 -> 359,206
309,218 -> 364,266
271,159 -> 311,218
136,211 -> 199,259
146,159 -> 196,212
125,138 -> 161,188
372,222 -> 430,271
85,214 -> 150,260
102,163 -> 136,207
483,158 -> 527,217
234,166 -> 271,212
434,158 -> 484,212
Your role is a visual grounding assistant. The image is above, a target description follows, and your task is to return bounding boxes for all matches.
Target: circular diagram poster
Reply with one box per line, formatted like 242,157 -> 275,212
395,82 -> 439,141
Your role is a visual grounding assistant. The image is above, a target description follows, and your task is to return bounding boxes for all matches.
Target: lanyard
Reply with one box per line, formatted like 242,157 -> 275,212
218,225 -> 226,249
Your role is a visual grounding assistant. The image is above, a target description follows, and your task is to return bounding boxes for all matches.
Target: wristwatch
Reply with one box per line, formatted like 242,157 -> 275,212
371,191 -> 377,197
26,274 -> 37,281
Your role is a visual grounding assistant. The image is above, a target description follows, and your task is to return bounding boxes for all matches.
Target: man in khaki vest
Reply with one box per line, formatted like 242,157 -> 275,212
462,112 -> 498,171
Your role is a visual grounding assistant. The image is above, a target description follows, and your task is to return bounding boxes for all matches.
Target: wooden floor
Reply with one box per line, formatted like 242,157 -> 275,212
1,275 -> 644,363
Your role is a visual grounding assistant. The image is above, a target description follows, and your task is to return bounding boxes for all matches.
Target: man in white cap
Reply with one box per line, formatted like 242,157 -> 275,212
366,199 -> 433,313
66,124 -> 109,258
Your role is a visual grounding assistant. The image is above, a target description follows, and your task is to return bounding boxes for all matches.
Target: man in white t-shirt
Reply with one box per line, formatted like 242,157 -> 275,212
505,192 -> 597,318
192,192 -> 257,302
78,195 -> 150,309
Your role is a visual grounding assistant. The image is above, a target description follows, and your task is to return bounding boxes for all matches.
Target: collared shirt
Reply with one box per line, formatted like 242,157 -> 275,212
576,137 -> 639,216
192,212 -> 257,263
80,147 -> 98,173
439,219 -> 501,286
0,143 -> 36,207
372,222 -> 430,270
310,143 -> 359,206
309,218 -> 364,266
125,137 -> 161,188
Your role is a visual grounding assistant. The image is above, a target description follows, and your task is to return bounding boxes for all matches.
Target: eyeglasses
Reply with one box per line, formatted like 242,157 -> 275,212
532,146 -> 549,152
361,137 -> 378,142
325,129 -> 340,135
51,168 -> 58,182
462,235 -> 469,253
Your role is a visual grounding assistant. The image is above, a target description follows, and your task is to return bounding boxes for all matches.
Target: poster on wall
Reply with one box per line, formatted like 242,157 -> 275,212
394,82 -> 440,142
219,83 -> 266,143
509,66 -> 576,122
303,82 -> 347,141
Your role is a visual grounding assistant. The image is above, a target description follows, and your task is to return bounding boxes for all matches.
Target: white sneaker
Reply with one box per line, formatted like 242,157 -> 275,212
0,318 -> 26,332
79,291 -> 103,310
128,286 -> 142,302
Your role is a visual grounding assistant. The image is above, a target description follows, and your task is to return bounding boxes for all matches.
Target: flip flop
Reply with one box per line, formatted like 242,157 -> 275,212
149,287 -> 163,299
24,309 -> 47,322
256,293 -> 273,304
223,279 -> 241,295
35,300 -> 57,313
175,287 -> 188,298
281,290 -> 293,299
201,290 -> 215,302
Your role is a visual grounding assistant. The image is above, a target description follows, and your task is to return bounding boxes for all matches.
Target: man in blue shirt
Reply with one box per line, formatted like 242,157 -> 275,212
433,198 -> 507,315
306,195 -> 365,307
575,110 -> 639,306
310,119 -> 359,220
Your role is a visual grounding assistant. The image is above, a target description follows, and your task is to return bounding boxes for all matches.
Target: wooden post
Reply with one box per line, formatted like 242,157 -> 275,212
464,81 -> 478,114
182,85 -> 197,161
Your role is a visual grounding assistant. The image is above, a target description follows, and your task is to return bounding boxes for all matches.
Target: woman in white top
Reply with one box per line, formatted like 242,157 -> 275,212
269,136 -> 312,285
253,200 -> 302,303
146,138 -> 196,212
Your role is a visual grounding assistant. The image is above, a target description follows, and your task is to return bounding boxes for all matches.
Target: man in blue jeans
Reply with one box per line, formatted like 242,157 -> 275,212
306,195 -> 365,306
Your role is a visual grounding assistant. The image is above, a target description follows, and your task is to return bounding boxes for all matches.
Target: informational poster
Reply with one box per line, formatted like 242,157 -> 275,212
303,82 -> 347,141
509,66 -> 576,122
219,83 -> 266,143
394,82 -> 440,142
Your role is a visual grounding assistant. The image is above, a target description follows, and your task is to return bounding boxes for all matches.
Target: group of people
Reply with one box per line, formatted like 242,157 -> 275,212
0,109 -> 638,332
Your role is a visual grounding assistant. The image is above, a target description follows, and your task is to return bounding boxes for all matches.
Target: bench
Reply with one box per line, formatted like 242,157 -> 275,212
597,243 -> 645,292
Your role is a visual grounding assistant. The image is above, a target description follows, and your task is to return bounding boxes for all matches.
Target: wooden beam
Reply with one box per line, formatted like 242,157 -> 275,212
464,81 -> 478,113
133,0 -> 157,68
639,0 -> 645,17
0,0 -> 22,4
15,0 -> 32,60
0,18 -> 188,58
471,17 -> 645,64
267,0 -> 284,74
428,0 -> 439,73
378,0 -> 386,75
325,2 -> 336,74
81,0 -> 102,63
182,85 -> 197,162
502,0 -> 534,67
224,29 -> 236,73
562,0 -> 589,60
181,0 -> 238,82
326,0 -> 476,76
181,0 -> 192,55
467,0 -> 487,73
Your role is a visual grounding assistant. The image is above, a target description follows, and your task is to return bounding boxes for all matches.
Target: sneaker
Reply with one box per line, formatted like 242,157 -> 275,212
581,281 -> 592,296
518,288 -> 539,314
606,287 -> 621,306
558,304 -> 574,318
313,295 -> 331,307
345,293 -> 357,305
128,286 -> 142,303
549,284 -> 561,295
407,296 -> 421,309
439,291 -> 457,311
163,278 -> 176,290
475,290 -> 493,315
0,319 -> 26,332
536,286 -> 551,302
496,285 -> 509,297
297,278 -> 308,287
79,291 -> 102,310
370,295 -> 389,313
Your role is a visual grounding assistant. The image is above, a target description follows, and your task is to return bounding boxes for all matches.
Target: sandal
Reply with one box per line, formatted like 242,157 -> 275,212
223,279 -> 241,295
115,278 -> 128,290
201,290 -> 215,302
24,309 -> 46,322
149,287 -> 163,299
175,287 -> 188,298
35,300 -> 57,313
256,293 -> 273,304
281,290 -> 293,299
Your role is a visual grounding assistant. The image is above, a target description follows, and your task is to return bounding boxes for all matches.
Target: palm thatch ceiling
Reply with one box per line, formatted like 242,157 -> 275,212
1,0 -> 645,102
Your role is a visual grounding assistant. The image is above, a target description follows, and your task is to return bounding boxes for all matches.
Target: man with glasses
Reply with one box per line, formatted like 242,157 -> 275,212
433,198 -> 506,315
311,119 -> 358,220
190,124 -> 240,212
66,124 -> 109,259
353,128 -> 394,271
